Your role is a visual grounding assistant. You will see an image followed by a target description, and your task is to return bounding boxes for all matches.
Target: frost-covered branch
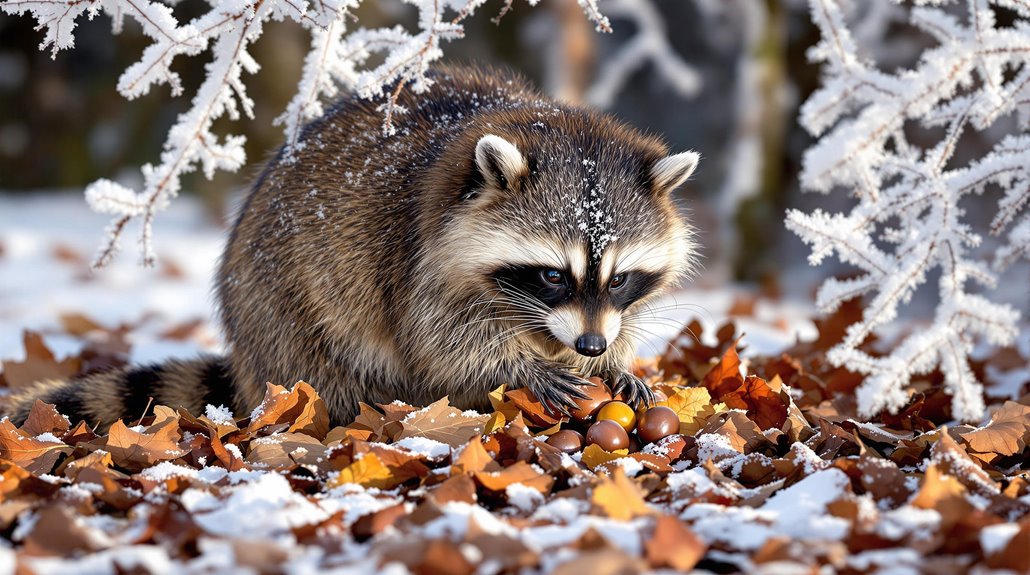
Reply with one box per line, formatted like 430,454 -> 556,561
585,0 -> 700,108
1,0 -> 610,266
788,0 -> 1029,421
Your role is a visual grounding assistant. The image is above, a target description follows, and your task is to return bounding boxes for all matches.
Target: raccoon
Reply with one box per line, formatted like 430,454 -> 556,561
6,65 -> 699,428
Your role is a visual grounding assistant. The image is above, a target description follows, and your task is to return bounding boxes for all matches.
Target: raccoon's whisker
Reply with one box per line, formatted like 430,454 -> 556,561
618,326 -> 671,359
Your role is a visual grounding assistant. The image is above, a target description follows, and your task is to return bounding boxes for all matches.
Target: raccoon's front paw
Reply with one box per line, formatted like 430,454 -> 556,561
526,367 -> 593,417
608,371 -> 656,410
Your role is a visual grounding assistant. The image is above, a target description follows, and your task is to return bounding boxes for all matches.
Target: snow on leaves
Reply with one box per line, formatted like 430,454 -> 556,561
0,319 -> 1027,572
0,0 -> 613,267
788,0 -> 1030,422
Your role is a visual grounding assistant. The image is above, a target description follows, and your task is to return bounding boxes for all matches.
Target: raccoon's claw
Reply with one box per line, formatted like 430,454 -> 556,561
609,371 -> 656,410
529,369 -> 592,418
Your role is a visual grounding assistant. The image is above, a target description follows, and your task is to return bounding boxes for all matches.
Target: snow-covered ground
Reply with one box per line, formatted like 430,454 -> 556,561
0,192 -> 815,368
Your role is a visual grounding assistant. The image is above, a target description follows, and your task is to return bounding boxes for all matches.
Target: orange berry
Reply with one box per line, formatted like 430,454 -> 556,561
596,401 -> 636,432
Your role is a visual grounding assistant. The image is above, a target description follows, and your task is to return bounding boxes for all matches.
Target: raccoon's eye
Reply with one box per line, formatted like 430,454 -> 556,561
609,273 -> 628,290
541,269 -> 565,286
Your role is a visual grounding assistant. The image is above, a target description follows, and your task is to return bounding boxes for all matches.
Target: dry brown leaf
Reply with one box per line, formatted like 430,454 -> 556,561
247,381 -> 330,438
961,401 -> 1029,457
58,312 -> 106,336
104,419 -> 188,471
473,461 -> 552,494
0,331 -> 81,391
19,400 -> 71,437
645,515 -> 706,570
396,397 -> 489,448
247,432 -> 328,468
504,387 -> 563,426
0,418 -> 71,474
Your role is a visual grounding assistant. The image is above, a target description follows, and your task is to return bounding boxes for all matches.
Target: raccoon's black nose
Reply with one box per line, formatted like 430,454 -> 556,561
575,334 -> 607,357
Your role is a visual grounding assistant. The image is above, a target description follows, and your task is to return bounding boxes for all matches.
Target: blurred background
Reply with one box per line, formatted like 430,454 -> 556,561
0,0 -> 1026,366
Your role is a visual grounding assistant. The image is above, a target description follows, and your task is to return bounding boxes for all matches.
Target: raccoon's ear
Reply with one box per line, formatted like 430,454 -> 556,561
475,135 -> 526,192
649,151 -> 700,195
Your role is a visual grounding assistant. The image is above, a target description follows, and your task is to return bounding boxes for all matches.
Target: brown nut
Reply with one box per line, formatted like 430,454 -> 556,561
546,429 -> 585,454
636,406 -> 680,444
585,419 -> 630,452
570,377 -> 612,420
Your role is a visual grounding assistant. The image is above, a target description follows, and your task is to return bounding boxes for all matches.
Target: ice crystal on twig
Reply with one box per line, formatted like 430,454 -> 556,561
788,0 -> 1029,421
0,0 -> 610,266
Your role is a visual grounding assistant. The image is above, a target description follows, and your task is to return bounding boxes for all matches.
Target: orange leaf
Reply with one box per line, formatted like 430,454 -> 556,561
0,419 -> 70,474
645,515 -> 706,570
473,461 -> 552,494
591,468 -> 654,520
105,419 -> 188,471
452,435 -> 499,475
701,337 -> 743,394
504,387 -> 563,427
19,400 -> 71,437
0,331 -> 81,391
330,453 -> 401,489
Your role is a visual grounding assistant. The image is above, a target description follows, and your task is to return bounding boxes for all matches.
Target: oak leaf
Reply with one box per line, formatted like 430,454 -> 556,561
0,418 -> 71,474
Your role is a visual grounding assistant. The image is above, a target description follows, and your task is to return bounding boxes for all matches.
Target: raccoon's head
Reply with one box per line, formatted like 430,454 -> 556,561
436,116 -> 699,369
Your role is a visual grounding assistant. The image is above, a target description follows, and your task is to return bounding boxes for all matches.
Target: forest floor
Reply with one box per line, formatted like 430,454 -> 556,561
0,193 -> 1027,574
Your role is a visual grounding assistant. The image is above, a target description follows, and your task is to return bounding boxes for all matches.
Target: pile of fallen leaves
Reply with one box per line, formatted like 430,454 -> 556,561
0,310 -> 1028,574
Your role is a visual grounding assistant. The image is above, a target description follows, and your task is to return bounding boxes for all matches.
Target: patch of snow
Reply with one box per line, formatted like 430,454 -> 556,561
203,404 -> 234,425
393,436 -> 450,460
505,483 -> 544,513
980,522 -> 1020,555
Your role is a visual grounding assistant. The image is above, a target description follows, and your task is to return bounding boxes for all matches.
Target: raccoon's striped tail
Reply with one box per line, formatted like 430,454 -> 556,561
4,355 -> 236,430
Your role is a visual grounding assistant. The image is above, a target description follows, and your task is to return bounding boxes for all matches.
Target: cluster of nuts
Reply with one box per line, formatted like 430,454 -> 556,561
544,377 -> 680,454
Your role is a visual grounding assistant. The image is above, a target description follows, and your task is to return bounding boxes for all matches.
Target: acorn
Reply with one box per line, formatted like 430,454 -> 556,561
585,419 -> 630,451
546,429 -> 585,454
596,401 -> 636,433
570,377 -> 612,420
636,406 -> 680,444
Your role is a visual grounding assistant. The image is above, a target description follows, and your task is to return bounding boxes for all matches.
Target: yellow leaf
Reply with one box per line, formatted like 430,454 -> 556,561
329,453 -> 399,489
483,412 -> 506,435
663,387 -> 716,435
580,444 -> 629,469
592,468 -> 654,520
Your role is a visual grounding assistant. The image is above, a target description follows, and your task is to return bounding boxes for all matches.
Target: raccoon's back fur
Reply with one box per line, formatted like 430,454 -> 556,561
6,65 -> 698,428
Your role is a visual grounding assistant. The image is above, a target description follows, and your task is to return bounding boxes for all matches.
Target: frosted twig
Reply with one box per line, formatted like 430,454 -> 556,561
0,0 -> 612,265
788,0 -> 1029,421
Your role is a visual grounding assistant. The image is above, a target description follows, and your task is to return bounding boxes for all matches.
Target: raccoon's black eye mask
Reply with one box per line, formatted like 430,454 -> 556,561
492,265 -> 664,311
